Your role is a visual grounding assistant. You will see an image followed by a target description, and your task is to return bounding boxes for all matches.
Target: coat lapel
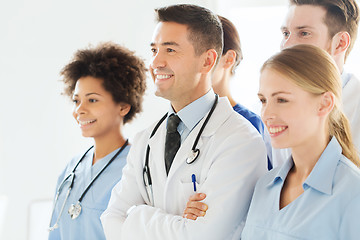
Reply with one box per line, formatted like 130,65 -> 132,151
163,98 -> 233,207
167,97 -> 232,178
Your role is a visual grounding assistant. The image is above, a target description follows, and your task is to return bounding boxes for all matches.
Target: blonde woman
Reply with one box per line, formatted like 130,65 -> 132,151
184,44 -> 360,238
241,44 -> 360,239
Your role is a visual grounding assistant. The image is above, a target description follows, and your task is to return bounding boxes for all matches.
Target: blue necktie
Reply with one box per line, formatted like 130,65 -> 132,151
165,114 -> 181,175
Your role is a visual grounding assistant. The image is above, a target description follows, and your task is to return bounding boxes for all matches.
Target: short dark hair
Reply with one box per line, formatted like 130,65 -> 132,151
155,4 -> 223,63
218,15 -> 243,74
61,42 -> 147,123
290,0 -> 359,59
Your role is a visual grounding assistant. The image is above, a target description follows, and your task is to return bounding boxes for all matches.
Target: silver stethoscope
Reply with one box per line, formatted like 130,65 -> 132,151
143,94 -> 218,205
48,140 -> 128,231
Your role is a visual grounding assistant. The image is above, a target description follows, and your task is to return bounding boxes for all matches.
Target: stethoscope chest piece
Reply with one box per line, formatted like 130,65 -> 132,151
186,149 -> 200,164
68,202 -> 82,219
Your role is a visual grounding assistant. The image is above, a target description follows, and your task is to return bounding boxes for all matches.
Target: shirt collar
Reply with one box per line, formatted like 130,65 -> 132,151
303,136 -> 342,195
168,89 -> 215,132
267,137 -> 342,195
267,155 -> 294,187
341,69 -> 351,88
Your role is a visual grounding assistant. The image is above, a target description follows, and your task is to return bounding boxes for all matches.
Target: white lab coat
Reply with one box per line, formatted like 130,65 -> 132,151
342,73 -> 360,151
272,73 -> 360,167
101,97 -> 267,240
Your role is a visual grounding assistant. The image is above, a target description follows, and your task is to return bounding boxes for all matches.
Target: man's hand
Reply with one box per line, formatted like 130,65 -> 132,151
183,193 -> 208,220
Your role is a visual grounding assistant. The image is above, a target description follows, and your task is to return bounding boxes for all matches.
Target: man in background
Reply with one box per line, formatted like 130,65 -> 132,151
272,0 -> 360,167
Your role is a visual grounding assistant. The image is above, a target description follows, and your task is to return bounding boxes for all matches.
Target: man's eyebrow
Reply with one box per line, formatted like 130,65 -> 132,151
150,41 -> 180,47
281,25 -> 315,31
296,25 -> 315,30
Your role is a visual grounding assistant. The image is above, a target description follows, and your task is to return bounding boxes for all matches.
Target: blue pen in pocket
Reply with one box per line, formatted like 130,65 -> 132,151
192,174 -> 197,192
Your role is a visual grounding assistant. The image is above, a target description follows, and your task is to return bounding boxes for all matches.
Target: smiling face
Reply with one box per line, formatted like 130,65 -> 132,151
149,21 -> 209,111
72,76 -> 124,139
280,5 -> 333,53
258,67 -> 322,150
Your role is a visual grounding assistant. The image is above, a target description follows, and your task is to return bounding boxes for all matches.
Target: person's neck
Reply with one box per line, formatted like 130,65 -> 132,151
212,73 -> 236,107
93,131 -> 126,165
290,132 -> 330,181
171,81 -> 211,112
333,55 -> 344,74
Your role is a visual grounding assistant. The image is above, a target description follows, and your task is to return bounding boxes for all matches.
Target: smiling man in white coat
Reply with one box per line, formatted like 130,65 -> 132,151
100,4 -> 267,240
272,0 -> 360,167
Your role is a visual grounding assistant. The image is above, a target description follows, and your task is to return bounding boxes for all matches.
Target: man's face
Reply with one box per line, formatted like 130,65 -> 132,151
149,21 -> 205,108
280,5 -> 333,53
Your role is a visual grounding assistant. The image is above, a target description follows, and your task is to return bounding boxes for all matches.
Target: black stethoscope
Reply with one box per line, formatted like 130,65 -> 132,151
143,94 -> 218,205
48,140 -> 128,231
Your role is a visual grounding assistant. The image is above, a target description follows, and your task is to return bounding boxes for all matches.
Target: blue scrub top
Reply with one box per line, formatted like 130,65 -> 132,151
233,103 -> 264,135
49,145 -> 130,240
233,103 -> 272,170
241,137 -> 360,239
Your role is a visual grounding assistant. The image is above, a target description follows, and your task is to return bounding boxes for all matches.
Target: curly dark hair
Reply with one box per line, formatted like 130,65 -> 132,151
61,42 -> 147,123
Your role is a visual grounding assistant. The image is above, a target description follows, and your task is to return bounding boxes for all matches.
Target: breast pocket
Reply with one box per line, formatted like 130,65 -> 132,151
179,176 -> 199,205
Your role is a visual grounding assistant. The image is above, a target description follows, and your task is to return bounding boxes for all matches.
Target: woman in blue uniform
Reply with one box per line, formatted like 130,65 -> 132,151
48,42 -> 146,240
241,44 -> 360,239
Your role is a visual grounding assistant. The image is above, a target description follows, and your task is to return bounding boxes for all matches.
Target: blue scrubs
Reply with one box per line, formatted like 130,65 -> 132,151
49,146 -> 130,240
241,137 -> 360,239
233,103 -> 264,135
233,103 -> 272,169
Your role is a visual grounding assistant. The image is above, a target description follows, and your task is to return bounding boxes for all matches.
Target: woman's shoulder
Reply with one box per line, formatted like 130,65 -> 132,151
337,155 -> 360,187
58,147 -> 93,176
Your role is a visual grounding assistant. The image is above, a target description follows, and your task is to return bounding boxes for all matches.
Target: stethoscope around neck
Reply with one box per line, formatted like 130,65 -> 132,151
143,94 -> 218,205
48,140 -> 128,231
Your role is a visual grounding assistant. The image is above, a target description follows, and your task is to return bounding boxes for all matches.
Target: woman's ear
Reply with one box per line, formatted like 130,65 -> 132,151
318,92 -> 335,117
223,50 -> 236,69
119,103 -> 131,117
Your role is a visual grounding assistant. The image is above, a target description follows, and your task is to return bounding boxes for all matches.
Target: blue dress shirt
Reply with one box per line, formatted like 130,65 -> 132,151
49,146 -> 130,240
241,137 -> 360,239
167,89 -> 215,143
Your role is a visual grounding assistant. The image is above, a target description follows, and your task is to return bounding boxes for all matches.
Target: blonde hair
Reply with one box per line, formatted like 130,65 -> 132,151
261,44 -> 359,166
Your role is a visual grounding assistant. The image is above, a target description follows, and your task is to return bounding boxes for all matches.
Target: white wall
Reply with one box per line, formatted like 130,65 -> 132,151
217,3 -> 288,113
0,1 -> 216,239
